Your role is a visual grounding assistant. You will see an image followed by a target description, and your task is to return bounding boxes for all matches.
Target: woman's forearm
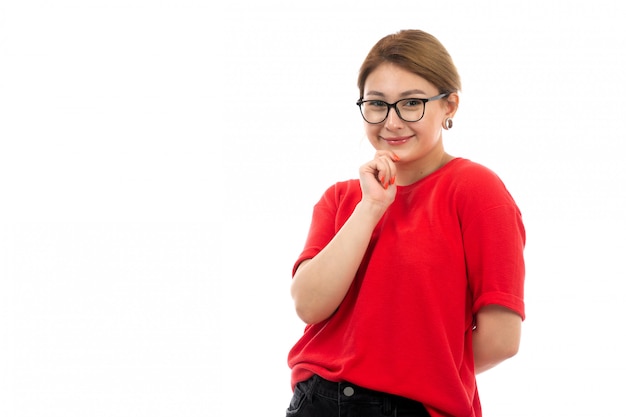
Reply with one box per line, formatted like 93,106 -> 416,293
290,201 -> 387,324
472,305 -> 522,374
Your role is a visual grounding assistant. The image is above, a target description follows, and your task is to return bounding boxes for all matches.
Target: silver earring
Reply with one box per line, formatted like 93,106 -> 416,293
443,118 -> 453,130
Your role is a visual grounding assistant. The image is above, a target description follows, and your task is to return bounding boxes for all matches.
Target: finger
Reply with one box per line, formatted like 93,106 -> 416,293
372,156 -> 395,189
375,154 -> 398,188
360,158 -> 388,186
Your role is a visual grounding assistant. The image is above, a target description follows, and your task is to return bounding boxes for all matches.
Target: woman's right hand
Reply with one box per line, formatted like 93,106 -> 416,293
358,150 -> 399,211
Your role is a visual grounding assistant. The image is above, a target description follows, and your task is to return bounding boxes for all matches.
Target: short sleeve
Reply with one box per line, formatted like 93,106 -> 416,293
458,169 -> 526,320
292,181 -> 361,277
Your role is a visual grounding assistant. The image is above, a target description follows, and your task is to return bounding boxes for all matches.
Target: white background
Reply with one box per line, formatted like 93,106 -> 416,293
1,1 -> 625,415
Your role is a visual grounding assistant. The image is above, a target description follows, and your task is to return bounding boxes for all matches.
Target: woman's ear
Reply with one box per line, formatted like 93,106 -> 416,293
445,92 -> 460,118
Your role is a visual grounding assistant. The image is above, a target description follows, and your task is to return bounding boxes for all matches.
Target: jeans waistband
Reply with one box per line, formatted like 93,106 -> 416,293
302,375 -> 426,409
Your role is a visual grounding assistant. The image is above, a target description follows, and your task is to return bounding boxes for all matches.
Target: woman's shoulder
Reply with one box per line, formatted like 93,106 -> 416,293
316,179 -> 361,206
447,158 -> 519,207
323,178 -> 361,194
448,158 -> 501,180
445,158 -> 509,189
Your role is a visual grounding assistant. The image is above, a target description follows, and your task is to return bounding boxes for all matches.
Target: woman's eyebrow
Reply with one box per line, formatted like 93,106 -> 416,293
365,89 -> 428,98
364,90 -> 385,97
400,89 -> 427,97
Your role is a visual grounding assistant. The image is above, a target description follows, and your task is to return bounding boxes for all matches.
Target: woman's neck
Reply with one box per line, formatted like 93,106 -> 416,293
396,151 -> 454,186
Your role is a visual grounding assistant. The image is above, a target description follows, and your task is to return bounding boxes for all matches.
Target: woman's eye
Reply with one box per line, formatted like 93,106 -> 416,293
403,99 -> 421,107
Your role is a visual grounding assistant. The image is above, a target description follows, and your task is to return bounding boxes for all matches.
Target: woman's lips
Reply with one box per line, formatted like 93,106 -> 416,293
383,136 -> 412,145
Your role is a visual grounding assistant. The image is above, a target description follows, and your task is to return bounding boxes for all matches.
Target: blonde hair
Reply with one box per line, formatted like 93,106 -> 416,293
357,30 -> 461,98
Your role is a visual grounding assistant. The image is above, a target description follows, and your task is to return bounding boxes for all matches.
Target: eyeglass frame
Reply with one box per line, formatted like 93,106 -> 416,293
356,93 -> 449,124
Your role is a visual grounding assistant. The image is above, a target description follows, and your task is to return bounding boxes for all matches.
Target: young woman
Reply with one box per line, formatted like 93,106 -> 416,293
286,29 -> 525,417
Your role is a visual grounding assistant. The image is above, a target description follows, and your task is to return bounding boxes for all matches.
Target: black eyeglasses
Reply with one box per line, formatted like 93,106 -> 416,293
356,93 -> 448,124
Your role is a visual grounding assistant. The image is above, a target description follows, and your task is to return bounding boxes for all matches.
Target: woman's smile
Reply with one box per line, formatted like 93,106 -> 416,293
382,135 -> 413,145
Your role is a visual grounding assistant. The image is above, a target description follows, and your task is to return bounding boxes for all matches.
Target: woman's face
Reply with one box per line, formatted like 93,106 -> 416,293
362,62 -> 457,170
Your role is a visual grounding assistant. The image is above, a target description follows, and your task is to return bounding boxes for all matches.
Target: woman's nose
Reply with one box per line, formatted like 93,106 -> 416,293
384,107 -> 405,129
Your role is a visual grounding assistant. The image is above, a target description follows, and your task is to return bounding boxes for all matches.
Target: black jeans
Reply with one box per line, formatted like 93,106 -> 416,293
286,375 -> 430,417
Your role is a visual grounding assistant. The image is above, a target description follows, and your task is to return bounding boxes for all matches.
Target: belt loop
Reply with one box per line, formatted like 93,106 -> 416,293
382,395 -> 393,416
306,375 -> 320,403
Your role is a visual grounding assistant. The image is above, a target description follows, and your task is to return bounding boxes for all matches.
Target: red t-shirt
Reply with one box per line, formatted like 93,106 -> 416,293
288,158 -> 526,417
